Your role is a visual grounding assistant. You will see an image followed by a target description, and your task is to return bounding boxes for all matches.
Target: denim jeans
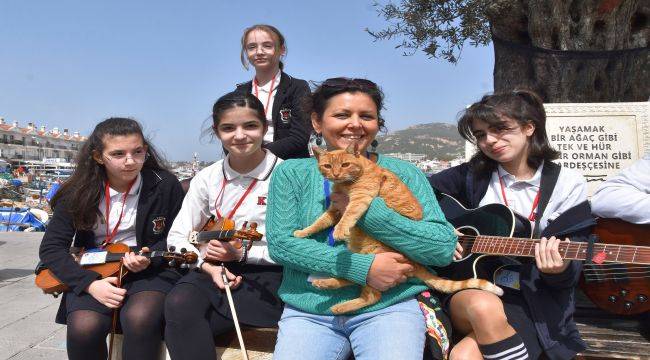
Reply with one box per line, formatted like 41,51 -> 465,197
273,299 -> 426,360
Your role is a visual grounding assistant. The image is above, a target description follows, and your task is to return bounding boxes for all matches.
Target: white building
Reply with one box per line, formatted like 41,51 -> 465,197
0,117 -> 86,165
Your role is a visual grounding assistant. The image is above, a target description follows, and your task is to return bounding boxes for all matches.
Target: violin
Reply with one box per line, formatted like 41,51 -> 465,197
189,216 -> 263,262
34,243 -> 198,297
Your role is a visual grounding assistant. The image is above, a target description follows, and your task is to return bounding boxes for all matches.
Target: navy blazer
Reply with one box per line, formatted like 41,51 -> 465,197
429,162 -> 594,360
235,72 -> 312,159
39,168 -> 184,296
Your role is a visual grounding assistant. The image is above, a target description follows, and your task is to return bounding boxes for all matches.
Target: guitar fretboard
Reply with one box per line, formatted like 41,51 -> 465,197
105,250 -> 167,262
464,236 -> 650,265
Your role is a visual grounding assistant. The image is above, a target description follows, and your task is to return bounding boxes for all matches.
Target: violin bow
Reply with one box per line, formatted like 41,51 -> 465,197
221,263 -> 249,360
107,263 -> 125,360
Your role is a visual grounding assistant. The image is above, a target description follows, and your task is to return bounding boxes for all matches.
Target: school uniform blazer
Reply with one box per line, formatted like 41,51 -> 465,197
429,162 -> 594,360
235,72 -> 312,159
39,168 -> 185,296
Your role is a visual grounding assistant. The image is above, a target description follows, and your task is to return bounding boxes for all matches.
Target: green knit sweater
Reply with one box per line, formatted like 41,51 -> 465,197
267,155 -> 457,315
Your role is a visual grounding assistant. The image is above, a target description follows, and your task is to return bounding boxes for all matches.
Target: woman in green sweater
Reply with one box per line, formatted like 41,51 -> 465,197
266,78 -> 457,360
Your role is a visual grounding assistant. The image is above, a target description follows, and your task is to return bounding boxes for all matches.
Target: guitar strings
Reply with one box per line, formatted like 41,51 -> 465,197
457,236 -> 650,259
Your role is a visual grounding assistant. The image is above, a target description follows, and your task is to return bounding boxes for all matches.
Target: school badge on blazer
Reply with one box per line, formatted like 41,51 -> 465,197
152,216 -> 166,234
279,108 -> 292,124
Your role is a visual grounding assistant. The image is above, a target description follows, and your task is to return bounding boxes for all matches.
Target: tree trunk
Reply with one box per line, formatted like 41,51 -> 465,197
487,0 -> 649,102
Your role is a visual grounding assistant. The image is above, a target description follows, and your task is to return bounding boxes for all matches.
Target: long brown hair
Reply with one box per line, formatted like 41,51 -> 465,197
457,89 -> 560,175
50,118 -> 167,230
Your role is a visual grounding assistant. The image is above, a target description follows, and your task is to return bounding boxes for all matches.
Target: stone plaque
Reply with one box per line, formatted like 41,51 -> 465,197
545,102 -> 649,194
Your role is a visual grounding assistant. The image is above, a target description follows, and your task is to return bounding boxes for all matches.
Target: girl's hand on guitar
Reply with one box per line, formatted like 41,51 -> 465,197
453,242 -> 464,260
204,239 -> 243,262
202,262 -> 242,290
535,237 -> 571,274
122,247 -> 151,273
86,277 -> 127,309
367,252 -> 414,291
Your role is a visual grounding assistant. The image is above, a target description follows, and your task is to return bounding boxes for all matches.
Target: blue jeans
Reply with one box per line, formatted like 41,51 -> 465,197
273,299 -> 426,360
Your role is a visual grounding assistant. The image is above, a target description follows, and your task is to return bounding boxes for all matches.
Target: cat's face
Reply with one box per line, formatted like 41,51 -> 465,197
314,146 -> 364,183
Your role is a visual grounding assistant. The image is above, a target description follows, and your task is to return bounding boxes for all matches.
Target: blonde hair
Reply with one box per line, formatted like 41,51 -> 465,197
240,24 -> 286,71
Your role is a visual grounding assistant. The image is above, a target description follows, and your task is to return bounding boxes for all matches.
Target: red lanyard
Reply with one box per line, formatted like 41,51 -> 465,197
101,178 -> 137,247
253,76 -> 276,116
498,175 -> 541,221
214,178 -> 259,219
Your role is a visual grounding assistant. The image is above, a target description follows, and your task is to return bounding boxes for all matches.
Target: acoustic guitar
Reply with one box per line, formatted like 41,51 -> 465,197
437,194 -> 650,315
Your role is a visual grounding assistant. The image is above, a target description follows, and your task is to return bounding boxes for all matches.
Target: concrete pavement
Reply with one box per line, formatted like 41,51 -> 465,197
0,232 -> 67,360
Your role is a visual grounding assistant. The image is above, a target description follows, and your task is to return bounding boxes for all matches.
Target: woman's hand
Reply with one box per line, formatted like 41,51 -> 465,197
204,239 -> 243,262
122,247 -> 151,273
535,236 -> 571,274
201,262 -> 242,290
86,277 -> 127,309
330,192 -> 349,213
367,252 -> 414,291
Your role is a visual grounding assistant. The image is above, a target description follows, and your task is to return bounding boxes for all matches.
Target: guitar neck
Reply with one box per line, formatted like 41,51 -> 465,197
104,250 -> 167,263
465,236 -> 650,265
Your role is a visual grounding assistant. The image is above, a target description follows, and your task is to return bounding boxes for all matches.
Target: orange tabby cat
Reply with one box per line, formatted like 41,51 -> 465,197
294,143 -> 503,314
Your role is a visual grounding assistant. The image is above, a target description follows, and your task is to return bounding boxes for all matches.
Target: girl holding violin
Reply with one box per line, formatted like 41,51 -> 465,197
235,24 -> 311,159
39,118 -> 185,360
429,90 -> 593,360
164,91 -> 283,360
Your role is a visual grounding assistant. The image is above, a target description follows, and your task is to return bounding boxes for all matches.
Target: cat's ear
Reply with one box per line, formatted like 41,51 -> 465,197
312,146 -> 325,159
346,142 -> 361,157
353,141 -> 361,157
345,143 -> 355,155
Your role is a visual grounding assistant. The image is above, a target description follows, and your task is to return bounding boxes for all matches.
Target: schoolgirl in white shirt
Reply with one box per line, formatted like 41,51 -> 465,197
429,90 -> 592,360
164,91 -> 283,360
39,118 -> 184,360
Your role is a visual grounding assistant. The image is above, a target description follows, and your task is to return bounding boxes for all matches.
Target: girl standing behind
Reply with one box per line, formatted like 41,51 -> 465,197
235,24 -> 311,159
39,118 -> 184,360
164,91 -> 283,360
429,90 -> 593,360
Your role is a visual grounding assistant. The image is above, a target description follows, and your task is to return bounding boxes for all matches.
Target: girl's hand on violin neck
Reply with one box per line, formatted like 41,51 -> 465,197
204,239 -> 243,263
122,247 -> 151,273
535,236 -> 571,274
86,277 -> 127,309
202,263 -> 243,290
367,252 -> 414,291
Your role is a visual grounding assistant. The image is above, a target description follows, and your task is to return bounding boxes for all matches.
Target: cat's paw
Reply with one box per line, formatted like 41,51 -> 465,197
332,225 -> 350,240
293,229 -> 309,238
312,278 -> 342,289
330,303 -> 353,315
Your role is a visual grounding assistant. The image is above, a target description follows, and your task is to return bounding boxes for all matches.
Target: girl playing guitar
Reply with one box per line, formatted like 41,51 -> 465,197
429,90 -> 593,360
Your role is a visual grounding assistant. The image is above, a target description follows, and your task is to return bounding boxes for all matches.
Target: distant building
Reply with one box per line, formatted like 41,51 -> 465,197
0,117 -> 86,165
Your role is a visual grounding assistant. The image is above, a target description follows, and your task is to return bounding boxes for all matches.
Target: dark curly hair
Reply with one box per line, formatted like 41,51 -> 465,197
304,77 -> 387,132
458,89 -> 560,175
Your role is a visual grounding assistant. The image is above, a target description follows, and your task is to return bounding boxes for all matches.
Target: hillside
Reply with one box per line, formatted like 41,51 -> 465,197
376,122 -> 464,161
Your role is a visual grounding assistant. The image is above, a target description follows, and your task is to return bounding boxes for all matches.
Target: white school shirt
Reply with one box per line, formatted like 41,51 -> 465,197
251,70 -> 281,144
479,162 -> 588,234
92,173 -> 142,248
166,150 -> 282,267
591,154 -> 650,224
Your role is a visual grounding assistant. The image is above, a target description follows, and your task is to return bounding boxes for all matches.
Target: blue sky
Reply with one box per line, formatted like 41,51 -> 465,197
0,0 -> 494,161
